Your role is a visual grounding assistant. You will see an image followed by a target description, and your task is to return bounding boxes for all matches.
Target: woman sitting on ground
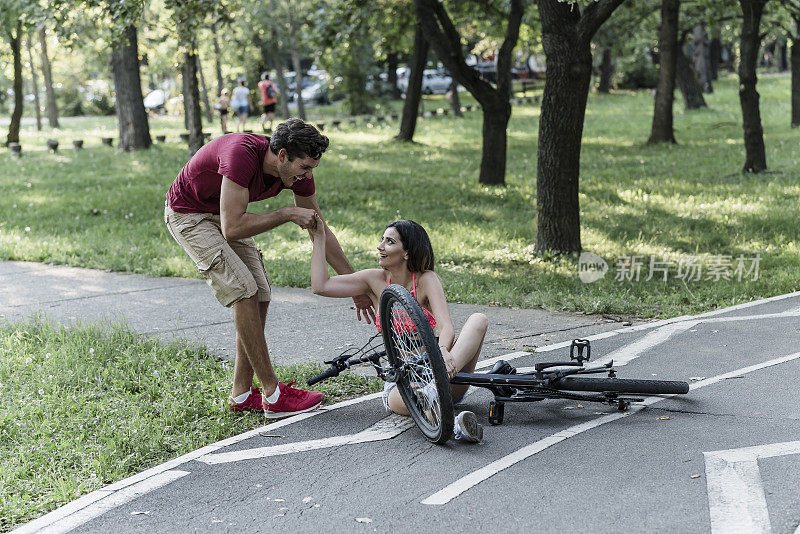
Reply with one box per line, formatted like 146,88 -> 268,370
309,217 -> 488,442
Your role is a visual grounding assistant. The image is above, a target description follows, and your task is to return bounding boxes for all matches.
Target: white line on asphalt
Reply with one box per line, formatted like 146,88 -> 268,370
592,321 -> 700,367
705,441 -> 800,534
19,291 -> 800,531
476,300 -> 800,371
421,351 -> 800,506
16,470 -> 190,534
16,393 -> 382,533
196,414 -> 415,464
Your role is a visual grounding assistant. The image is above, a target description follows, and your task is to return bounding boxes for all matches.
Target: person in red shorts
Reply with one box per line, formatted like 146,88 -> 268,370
165,118 -> 374,418
258,72 -> 278,132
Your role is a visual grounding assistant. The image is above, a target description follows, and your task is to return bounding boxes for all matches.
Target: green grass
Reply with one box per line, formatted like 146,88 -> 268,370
1,73 -> 798,317
0,318 -> 381,531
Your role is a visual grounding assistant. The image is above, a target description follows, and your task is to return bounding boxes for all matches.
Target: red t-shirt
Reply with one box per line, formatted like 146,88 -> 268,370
258,80 -> 277,105
167,134 -> 315,214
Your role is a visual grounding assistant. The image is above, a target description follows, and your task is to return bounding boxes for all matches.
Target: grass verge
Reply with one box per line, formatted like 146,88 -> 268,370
0,318 -> 380,531
0,73 -> 797,316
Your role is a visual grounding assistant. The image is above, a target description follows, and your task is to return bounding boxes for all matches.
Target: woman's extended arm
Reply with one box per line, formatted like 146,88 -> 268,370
310,215 -> 372,298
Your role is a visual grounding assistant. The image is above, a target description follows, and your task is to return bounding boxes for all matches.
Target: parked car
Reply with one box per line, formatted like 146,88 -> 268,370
300,81 -> 329,105
397,69 -> 452,95
143,89 -> 166,114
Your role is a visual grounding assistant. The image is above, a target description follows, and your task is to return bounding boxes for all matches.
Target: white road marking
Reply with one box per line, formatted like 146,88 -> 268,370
15,470 -> 190,534
18,292 -> 800,531
17,394 -> 381,533
592,321 -> 700,367
196,414 -> 415,465
705,441 -> 800,534
422,351 -> 800,506
476,298 -> 800,371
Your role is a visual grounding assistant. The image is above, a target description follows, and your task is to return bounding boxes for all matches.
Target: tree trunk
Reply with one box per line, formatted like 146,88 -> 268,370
448,79 -> 462,116
693,24 -> 713,93
648,0 -> 679,145
396,22 -> 428,141
6,21 -> 23,146
182,49 -> 204,155
387,52 -> 402,99
197,54 -> 213,122
778,38 -> 789,71
415,0 -> 523,185
535,3 -> 592,253
342,27 -> 373,115
676,35 -> 707,110
38,27 -> 59,128
286,1 -> 306,120
267,1 -> 290,119
26,33 -> 42,131
792,32 -> 800,128
598,47 -> 613,93
710,36 -> 721,80
737,0 -> 768,173
479,104 -> 511,184
211,21 -> 224,96
110,25 -> 151,151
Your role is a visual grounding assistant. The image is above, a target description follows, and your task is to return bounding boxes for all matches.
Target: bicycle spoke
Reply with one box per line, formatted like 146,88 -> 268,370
389,301 -> 443,428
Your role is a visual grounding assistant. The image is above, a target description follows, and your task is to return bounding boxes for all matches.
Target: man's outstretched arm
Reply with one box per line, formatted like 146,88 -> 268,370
220,177 -> 317,240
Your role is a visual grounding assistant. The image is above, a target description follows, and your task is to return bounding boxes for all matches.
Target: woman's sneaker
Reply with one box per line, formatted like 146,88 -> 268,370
263,381 -> 324,419
228,387 -> 263,412
453,411 -> 483,443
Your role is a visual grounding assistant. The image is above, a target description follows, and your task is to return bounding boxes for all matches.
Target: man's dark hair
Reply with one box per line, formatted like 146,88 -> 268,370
386,220 -> 435,273
269,118 -> 330,161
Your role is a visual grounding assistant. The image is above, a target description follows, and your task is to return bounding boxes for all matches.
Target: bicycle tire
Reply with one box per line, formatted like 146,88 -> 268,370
379,284 -> 454,444
552,377 -> 689,395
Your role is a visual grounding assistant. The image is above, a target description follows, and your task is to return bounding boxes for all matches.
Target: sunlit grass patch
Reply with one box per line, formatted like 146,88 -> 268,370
0,73 -> 797,316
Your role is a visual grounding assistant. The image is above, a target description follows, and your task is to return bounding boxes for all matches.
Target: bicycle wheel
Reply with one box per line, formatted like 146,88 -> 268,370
553,377 -> 689,395
380,284 -> 454,444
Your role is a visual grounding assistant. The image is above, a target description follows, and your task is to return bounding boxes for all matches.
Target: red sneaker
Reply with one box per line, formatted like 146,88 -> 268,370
263,381 -> 323,419
228,387 -> 263,412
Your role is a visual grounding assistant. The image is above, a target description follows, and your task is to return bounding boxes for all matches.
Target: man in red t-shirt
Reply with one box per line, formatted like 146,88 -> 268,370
165,118 -> 374,418
257,72 -> 278,132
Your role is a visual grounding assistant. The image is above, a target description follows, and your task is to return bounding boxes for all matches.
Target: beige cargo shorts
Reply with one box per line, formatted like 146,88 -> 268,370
164,202 -> 271,307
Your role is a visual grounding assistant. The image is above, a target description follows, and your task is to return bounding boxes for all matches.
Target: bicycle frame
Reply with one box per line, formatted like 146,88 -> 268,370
309,337 -> 688,426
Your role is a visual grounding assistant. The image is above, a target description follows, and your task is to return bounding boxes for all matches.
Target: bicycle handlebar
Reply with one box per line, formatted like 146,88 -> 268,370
307,365 -> 342,386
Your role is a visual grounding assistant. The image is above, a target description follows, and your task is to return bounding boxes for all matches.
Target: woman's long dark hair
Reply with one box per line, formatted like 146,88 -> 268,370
386,220 -> 434,273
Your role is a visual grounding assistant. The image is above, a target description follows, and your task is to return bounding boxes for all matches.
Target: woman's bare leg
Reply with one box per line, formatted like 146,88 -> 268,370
386,313 -> 488,414
449,313 -> 487,401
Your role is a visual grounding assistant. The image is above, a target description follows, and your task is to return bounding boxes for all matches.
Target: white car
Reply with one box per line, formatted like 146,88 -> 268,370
397,69 -> 452,95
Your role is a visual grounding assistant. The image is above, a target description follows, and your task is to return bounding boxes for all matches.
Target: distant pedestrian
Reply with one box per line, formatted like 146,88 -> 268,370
214,88 -> 231,133
258,72 -> 279,133
231,79 -> 254,132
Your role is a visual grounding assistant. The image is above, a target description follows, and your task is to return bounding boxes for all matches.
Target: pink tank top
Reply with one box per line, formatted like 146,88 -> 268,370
376,272 -> 437,334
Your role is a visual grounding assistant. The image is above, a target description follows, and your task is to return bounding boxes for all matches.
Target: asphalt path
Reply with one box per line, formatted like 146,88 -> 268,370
18,291 -> 800,534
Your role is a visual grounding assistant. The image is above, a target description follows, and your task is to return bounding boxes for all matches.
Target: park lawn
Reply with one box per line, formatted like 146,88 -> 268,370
0,72 -> 798,317
0,318 -> 381,531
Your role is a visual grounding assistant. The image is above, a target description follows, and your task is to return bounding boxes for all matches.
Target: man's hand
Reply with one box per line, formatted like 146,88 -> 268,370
352,294 -> 376,324
288,207 -> 318,230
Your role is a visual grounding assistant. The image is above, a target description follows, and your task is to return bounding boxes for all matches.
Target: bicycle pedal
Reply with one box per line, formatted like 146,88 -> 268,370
488,400 -> 505,425
570,339 -> 591,363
